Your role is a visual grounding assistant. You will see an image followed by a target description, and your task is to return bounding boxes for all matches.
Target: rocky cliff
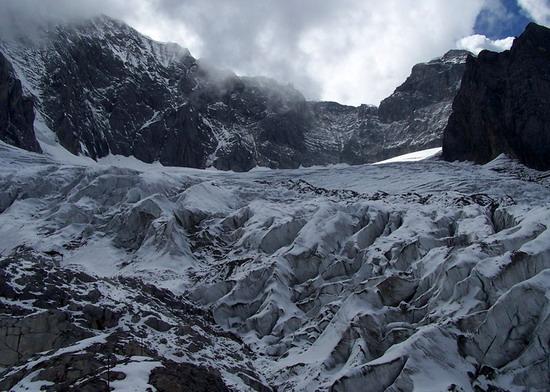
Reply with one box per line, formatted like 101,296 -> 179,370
0,16 -> 468,170
338,49 -> 468,163
443,23 -> 550,170
0,52 -> 41,152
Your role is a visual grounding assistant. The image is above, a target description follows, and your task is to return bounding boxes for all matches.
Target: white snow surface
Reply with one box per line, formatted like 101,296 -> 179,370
110,356 -> 162,392
0,142 -> 549,391
373,147 -> 442,164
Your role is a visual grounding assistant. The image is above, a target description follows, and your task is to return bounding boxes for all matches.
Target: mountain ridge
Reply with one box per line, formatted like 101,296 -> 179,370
1,19 -> 550,392
0,15 -> 469,171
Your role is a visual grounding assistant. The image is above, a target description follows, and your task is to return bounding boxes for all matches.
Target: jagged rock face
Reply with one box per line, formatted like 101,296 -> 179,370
0,52 -> 40,152
40,19 -> 239,168
42,23 -> 214,166
0,16 -> 468,170
305,102 -> 381,165
1,17 -> 310,170
373,50 -> 469,159
379,50 -> 468,123
0,310 -> 91,367
443,23 -> 550,170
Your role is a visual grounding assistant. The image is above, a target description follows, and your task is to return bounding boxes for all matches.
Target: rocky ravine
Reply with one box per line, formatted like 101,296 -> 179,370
0,15 -> 468,171
0,142 -> 549,391
443,22 -> 550,170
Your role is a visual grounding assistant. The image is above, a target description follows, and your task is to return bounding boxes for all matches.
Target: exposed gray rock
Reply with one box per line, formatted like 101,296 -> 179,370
0,52 -> 40,152
379,50 -> 468,123
307,50 -> 469,164
0,330 -> 234,392
0,244 -> 266,391
144,316 -> 173,332
0,310 -> 90,367
81,304 -> 121,330
1,16 -> 469,170
149,361 -> 230,392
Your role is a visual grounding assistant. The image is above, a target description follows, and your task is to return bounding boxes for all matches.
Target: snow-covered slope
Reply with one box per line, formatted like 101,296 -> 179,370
1,141 -> 549,391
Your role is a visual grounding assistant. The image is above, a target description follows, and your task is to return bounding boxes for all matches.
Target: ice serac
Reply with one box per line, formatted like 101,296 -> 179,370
0,16 -> 468,170
0,143 -> 549,390
443,23 -> 550,170
0,52 -> 41,153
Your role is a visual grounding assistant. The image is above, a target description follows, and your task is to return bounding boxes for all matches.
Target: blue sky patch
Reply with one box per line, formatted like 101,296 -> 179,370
475,0 -> 533,39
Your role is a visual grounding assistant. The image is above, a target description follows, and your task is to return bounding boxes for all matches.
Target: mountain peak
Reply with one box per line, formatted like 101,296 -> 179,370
56,15 -> 194,68
523,21 -> 550,36
512,21 -> 550,54
437,49 -> 471,64
0,13 -> 473,170
443,22 -> 550,170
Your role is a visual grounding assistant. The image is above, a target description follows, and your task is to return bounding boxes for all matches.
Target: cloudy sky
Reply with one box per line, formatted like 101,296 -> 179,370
1,0 -> 549,105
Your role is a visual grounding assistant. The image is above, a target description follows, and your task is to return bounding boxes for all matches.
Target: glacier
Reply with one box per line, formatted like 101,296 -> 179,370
0,140 -> 549,391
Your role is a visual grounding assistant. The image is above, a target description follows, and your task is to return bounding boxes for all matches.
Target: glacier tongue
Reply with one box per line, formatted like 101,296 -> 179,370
0,142 -> 549,391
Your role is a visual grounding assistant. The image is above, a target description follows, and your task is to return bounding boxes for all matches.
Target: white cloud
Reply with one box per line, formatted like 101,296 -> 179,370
0,0 -> 489,106
518,0 -> 550,26
127,0 -> 486,106
456,34 -> 514,54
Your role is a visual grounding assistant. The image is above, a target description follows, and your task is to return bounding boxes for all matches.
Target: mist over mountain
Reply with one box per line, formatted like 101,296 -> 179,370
0,15 -> 469,170
0,0 -> 521,105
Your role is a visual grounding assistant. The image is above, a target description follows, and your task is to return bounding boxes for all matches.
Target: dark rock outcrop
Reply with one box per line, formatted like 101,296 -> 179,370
149,362 -> 230,392
0,310 -> 91,367
0,52 -> 41,152
379,50 -> 468,123
0,246 -> 268,391
443,23 -> 550,170
32,18 -> 311,170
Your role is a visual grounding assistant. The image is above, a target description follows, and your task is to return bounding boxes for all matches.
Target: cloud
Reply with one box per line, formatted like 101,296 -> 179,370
0,0 -> 488,105
0,0 -> 127,40
127,0 -> 486,105
518,0 -> 550,25
456,34 -> 514,54
457,0 -> 550,57
474,0 -> 523,38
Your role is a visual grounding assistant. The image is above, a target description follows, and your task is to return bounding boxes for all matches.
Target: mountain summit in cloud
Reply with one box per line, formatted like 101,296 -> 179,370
3,0 -> 545,105
0,15 -> 469,170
